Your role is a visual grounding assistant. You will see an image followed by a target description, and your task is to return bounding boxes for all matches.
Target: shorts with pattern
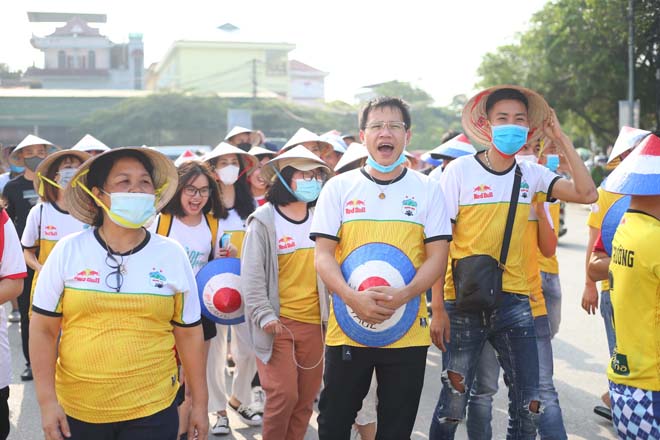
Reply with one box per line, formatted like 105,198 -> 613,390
609,381 -> 660,440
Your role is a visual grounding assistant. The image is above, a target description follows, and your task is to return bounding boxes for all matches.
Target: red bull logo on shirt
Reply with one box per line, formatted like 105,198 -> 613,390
473,184 -> 494,200
74,269 -> 100,284
278,236 -> 296,251
44,225 -> 58,237
345,199 -> 367,215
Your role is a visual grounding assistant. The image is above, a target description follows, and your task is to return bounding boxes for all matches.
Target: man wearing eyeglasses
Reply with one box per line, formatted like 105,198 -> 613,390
311,96 -> 452,439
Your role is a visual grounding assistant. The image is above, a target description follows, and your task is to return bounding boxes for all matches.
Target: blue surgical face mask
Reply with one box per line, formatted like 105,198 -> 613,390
366,153 -> 406,174
545,154 -> 560,172
275,170 -> 323,203
57,168 -> 78,188
491,124 -> 530,156
292,179 -> 323,202
100,191 -> 157,229
9,164 -> 24,174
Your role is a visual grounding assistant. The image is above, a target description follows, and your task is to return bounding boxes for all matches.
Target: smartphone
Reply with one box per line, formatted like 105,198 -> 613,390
220,233 -> 232,249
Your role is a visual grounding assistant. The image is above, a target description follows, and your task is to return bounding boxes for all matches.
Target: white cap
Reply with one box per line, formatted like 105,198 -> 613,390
334,142 -> 368,173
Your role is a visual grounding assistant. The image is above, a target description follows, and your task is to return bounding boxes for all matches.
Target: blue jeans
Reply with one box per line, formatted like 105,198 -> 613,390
540,272 -> 562,338
466,342 -> 499,440
465,317 -> 567,440
535,316 -> 567,440
430,294 -> 540,440
599,290 -> 616,356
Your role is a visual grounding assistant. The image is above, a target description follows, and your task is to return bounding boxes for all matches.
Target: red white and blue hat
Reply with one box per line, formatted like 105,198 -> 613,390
606,126 -> 650,170
429,133 -> 477,160
602,133 -> 660,196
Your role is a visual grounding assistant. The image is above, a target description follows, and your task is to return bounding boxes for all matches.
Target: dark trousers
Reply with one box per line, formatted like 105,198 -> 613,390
1,386 -> 9,440
66,399 -> 178,440
317,345 -> 428,440
17,268 -> 33,366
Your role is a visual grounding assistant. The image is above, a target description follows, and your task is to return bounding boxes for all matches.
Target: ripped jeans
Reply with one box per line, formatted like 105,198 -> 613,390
430,294 -> 540,440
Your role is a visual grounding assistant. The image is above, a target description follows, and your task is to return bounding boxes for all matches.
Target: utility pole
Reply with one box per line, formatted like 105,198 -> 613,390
252,59 -> 257,100
627,0 -> 635,126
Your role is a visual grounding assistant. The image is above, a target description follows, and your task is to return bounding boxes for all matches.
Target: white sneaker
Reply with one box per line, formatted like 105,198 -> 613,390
210,414 -> 230,435
250,386 -> 266,415
229,402 -> 262,426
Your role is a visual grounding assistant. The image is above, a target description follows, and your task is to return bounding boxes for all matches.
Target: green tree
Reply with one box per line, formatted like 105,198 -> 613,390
477,0 -> 659,148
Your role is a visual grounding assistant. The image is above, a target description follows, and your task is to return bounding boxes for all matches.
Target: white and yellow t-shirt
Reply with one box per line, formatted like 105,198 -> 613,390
0,211 -> 28,390
311,167 -> 452,348
32,228 -> 201,423
275,206 -> 320,324
524,201 -> 546,317
607,210 -> 660,391
149,214 -> 217,276
218,208 -> 247,258
21,202 -> 87,309
440,155 -> 561,299
538,200 -> 560,274
587,187 -> 624,291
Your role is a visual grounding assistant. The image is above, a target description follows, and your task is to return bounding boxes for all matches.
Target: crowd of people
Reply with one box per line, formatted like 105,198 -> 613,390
0,84 -> 658,440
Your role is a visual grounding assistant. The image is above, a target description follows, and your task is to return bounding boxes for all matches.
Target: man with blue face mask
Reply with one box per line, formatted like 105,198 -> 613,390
430,86 -> 597,440
311,96 -> 452,439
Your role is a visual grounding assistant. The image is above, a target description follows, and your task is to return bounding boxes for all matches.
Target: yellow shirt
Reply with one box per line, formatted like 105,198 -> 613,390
525,219 -> 547,317
538,201 -> 560,274
587,187 -> 623,291
275,208 -> 320,324
20,202 -> 87,316
219,209 -> 247,258
441,156 -> 560,299
31,229 -> 201,423
607,211 -> 660,390
311,168 -> 452,348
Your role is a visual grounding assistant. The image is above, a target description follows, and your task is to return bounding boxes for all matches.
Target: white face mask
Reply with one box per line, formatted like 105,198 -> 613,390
515,154 -> 538,164
217,165 -> 240,185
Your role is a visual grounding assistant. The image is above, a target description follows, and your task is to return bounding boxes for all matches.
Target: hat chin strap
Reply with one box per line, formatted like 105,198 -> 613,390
36,172 -> 62,197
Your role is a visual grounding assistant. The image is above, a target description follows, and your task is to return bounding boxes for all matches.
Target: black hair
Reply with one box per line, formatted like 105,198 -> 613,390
359,96 -> 411,131
162,161 -> 227,220
485,88 -> 529,114
265,166 -> 298,206
208,155 -> 256,220
87,150 -> 155,226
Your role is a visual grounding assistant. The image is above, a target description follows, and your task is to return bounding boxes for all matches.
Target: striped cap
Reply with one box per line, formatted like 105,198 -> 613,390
429,133 -> 477,160
602,133 -> 660,196
606,126 -> 650,170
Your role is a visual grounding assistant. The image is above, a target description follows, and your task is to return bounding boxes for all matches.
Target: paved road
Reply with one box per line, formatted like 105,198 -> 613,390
5,203 -> 617,439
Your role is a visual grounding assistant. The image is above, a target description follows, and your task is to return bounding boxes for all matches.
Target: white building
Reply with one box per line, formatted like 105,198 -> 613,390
24,13 -> 144,90
289,60 -> 328,106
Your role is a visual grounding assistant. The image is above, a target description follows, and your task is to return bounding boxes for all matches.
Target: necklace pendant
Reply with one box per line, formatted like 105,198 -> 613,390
120,264 -> 127,275
379,192 -> 386,200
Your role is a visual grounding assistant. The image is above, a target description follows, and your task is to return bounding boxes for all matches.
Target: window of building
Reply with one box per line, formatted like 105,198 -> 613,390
58,50 -> 66,69
265,51 -> 287,76
88,51 -> 96,69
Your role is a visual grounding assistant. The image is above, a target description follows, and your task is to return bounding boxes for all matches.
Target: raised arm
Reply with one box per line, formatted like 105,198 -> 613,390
543,110 -> 598,204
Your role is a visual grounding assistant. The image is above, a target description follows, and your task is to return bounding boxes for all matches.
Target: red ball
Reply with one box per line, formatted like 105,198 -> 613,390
213,288 -> 242,313
358,276 -> 390,291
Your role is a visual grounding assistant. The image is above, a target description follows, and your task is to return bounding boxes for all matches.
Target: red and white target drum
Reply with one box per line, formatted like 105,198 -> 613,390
196,258 -> 245,325
335,243 -> 418,346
